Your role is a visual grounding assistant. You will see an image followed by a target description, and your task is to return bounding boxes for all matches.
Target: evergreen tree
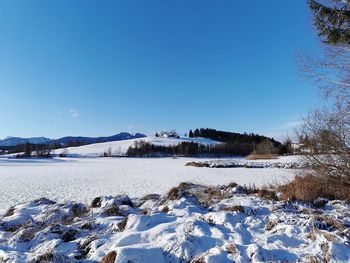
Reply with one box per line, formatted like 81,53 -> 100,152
194,128 -> 200,137
189,130 -> 194,138
308,0 -> 350,46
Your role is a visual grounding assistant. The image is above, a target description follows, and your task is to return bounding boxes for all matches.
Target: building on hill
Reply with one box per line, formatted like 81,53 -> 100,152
160,130 -> 180,138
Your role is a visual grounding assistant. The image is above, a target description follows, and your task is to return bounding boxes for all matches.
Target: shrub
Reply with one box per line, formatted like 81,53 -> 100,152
246,153 -> 278,160
279,175 -> 350,202
101,251 -> 117,263
257,190 -> 278,201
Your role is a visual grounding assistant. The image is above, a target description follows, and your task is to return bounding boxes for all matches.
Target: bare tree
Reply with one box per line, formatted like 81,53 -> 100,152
300,103 -> 350,184
298,0 -> 350,185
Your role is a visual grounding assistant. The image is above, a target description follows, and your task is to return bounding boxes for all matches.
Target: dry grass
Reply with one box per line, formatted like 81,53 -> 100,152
102,206 -> 120,217
257,190 -> 278,201
101,251 -> 117,263
61,228 -> 78,242
3,206 -> 15,217
314,215 -> 345,232
185,161 -> 209,167
265,219 -> 277,231
166,182 -> 194,200
77,235 -> 98,260
304,255 -> 320,263
71,204 -> 88,217
225,243 -> 238,256
198,187 -> 229,207
246,153 -> 278,160
190,257 -> 206,263
35,251 -> 54,263
279,174 -> 350,203
222,205 -> 244,213
90,197 -> 102,208
160,206 -> 169,213
117,217 -> 128,232
242,184 -> 259,194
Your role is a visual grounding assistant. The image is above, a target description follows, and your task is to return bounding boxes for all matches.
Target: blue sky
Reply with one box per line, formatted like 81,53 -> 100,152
0,1 -> 321,141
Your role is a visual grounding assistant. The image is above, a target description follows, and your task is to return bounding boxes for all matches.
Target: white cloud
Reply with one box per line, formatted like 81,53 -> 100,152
68,109 -> 80,118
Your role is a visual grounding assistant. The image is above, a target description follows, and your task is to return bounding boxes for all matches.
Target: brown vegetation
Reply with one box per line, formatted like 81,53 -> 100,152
102,206 -> 120,217
117,217 -> 128,232
265,219 -> 277,232
100,251 -> 117,263
279,175 -> 350,203
257,190 -> 278,201
222,205 -> 244,213
90,197 -> 102,208
246,153 -> 278,160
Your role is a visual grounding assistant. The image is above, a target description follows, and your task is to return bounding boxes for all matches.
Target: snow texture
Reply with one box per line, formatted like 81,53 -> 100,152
0,183 -> 349,262
0,157 -> 295,213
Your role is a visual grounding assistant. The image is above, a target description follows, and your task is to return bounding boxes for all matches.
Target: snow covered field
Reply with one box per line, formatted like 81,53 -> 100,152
0,157 -> 296,213
1,182 -> 349,262
0,142 -> 348,262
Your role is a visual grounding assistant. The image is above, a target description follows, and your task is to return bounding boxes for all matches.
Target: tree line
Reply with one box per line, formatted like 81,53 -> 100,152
127,129 -> 292,157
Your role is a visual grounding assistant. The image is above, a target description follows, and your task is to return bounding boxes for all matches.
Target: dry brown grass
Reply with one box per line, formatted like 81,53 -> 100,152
117,217 -> 128,232
61,228 -> 78,242
279,175 -> 350,203
257,190 -> 278,201
265,219 -> 277,231
314,215 -> 345,232
90,197 -> 102,208
166,182 -> 194,200
3,206 -> 15,217
160,206 -> 169,213
101,251 -> 117,263
222,205 -> 244,213
102,206 -> 120,217
185,161 -> 209,168
77,235 -> 98,259
198,187 -> 229,207
246,153 -> 278,160
225,243 -> 238,256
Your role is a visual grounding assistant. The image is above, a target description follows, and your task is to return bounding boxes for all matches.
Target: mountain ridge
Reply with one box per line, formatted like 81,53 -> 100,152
0,132 -> 146,147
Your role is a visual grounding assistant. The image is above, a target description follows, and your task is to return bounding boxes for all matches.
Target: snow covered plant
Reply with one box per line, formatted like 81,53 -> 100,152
0,182 -> 349,262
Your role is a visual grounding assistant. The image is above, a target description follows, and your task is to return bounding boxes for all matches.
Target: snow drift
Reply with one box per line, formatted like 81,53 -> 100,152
0,183 -> 349,262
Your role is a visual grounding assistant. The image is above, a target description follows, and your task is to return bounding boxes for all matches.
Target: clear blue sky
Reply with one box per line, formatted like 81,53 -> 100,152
0,0 -> 321,141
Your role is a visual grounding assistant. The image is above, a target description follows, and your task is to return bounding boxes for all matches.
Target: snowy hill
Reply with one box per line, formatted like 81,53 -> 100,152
0,133 -> 146,148
52,136 -> 221,157
0,137 -> 51,146
51,132 -> 145,146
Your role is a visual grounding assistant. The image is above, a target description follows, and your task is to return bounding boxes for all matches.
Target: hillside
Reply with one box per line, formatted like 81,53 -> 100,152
0,137 -> 51,147
52,136 -> 221,157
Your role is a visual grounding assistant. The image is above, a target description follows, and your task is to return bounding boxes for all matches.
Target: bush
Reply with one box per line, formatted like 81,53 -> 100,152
279,175 -> 350,202
246,153 -> 278,160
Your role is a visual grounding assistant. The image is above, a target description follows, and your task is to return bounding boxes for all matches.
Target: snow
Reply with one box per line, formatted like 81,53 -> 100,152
0,157 -> 295,212
51,136 -> 222,157
0,183 -> 349,262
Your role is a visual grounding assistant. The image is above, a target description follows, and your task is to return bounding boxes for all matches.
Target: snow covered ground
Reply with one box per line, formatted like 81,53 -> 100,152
51,136 -> 222,157
0,183 -> 349,262
0,157 -> 296,214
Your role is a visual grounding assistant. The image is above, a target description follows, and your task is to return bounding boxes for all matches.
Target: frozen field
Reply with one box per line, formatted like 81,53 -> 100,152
0,157 -> 296,212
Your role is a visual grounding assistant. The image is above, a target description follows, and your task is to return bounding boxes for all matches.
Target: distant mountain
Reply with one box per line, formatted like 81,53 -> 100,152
51,132 -> 146,146
0,137 -> 51,147
0,133 -> 146,147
